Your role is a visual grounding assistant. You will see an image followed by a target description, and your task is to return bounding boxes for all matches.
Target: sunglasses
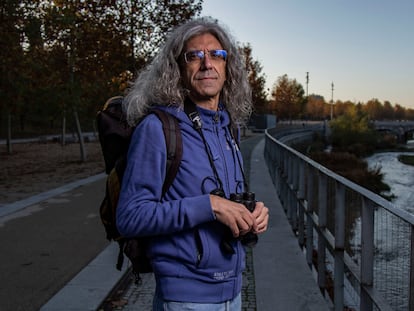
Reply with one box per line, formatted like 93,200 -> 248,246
183,49 -> 227,64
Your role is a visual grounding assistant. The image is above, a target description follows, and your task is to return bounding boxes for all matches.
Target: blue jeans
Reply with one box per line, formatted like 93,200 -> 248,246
152,293 -> 242,311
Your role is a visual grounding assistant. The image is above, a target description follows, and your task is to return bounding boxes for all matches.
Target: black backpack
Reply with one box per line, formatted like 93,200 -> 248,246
96,96 -> 183,283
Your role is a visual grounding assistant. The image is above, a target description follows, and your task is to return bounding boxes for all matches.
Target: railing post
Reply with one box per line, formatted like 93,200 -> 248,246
361,197 -> 374,311
287,153 -> 295,227
298,161 -> 305,199
410,225 -> 414,311
318,172 -> 327,295
277,146 -> 283,201
297,161 -> 305,248
281,149 -> 288,213
334,181 -> 345,311
274,142 -> 281,193
290,154 -> 298,231
306,165 -> 314,268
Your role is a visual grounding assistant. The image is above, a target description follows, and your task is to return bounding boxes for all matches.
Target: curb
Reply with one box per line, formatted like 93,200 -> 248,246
40,243 -> 129,311
0,173 -> 106,218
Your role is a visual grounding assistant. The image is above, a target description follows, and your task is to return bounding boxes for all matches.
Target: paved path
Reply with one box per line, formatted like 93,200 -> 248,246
0,175 -> 109,311
250,139 -> 330,311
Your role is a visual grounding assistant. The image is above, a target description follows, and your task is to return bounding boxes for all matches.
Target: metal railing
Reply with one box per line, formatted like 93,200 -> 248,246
264,128 -> 414,311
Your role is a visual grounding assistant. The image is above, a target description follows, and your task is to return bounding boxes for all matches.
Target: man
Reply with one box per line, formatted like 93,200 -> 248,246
117,17 -> 269,310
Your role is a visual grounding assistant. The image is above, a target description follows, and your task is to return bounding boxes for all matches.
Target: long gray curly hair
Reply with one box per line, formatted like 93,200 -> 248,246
124,16 -> 252,126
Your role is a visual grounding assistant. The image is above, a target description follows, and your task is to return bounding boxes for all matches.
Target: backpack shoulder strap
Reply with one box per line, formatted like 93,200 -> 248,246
151,109 -> 183,196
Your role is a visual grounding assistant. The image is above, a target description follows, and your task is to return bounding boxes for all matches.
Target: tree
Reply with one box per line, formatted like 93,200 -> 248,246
43,0 -> 200,159
405,108 -> 414,120
120,0 -> 203,65
334,100 -> 358,118
305,94 -> 326,120
363,98 -> 383,120
40,0 -> 202,109
382,101 -> 394,120
238,43 -> 268,114
330,110 -> 378,156
0,0 -> 39,153
394,104 -> 406,120
3,0 -> 202,160
270,74 -> 305,120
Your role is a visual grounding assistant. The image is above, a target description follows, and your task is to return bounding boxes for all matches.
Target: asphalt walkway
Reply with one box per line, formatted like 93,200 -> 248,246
34,138 -> 330,310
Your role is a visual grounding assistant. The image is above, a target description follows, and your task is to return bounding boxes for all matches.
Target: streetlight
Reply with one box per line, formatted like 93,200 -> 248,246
306,72 -> 309,98
330,82 -> 334,120
306,72 -> 309,123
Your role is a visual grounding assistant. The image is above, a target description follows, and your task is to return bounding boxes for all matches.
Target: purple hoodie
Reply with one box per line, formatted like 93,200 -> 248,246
116,103 -> 245,303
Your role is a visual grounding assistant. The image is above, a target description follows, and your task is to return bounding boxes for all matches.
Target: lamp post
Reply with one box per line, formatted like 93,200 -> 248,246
330,82 -> 334,120
305,72 -> 309,122
306,72 -> 309,98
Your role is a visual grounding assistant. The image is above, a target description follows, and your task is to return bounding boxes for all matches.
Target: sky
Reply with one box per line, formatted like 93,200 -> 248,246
202,0 -> 414,109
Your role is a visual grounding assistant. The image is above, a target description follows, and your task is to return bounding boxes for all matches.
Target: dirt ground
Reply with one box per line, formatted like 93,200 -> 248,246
0,141 -> 105,205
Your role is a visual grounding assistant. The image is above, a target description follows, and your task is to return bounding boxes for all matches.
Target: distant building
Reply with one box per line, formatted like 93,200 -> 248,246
249,114 -> 277,132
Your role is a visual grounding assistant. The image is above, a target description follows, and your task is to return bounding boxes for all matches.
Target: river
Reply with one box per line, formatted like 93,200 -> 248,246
365,150 -> 414,214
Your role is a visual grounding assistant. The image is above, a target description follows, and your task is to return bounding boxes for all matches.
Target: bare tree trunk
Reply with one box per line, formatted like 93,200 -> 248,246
7,110 -> 12,154
61,108 -> 66,146
73,109 -> 86,162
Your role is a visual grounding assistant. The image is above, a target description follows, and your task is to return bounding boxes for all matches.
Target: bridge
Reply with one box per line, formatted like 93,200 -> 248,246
373,120 -> 414,143
264,124 -> 414,310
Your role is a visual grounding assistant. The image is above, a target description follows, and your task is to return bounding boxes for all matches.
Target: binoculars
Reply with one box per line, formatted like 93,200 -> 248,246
230,192 -> 259,248
211,189 -> 259,253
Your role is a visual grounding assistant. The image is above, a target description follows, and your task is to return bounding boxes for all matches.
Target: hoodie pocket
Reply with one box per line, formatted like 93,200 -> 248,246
194,229 -> 203,266
195,223 -> 240,276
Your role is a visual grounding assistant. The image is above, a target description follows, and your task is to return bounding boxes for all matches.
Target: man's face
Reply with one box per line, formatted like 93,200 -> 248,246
181,33 -> 227,107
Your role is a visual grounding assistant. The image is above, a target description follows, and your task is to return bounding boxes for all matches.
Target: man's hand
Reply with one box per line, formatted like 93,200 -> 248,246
210,195 -> 255,238
251,201 -> 269,234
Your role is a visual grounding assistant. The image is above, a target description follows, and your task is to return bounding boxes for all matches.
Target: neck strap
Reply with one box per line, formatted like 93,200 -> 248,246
184,98 -> 224,192
184,98 -> 249,193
